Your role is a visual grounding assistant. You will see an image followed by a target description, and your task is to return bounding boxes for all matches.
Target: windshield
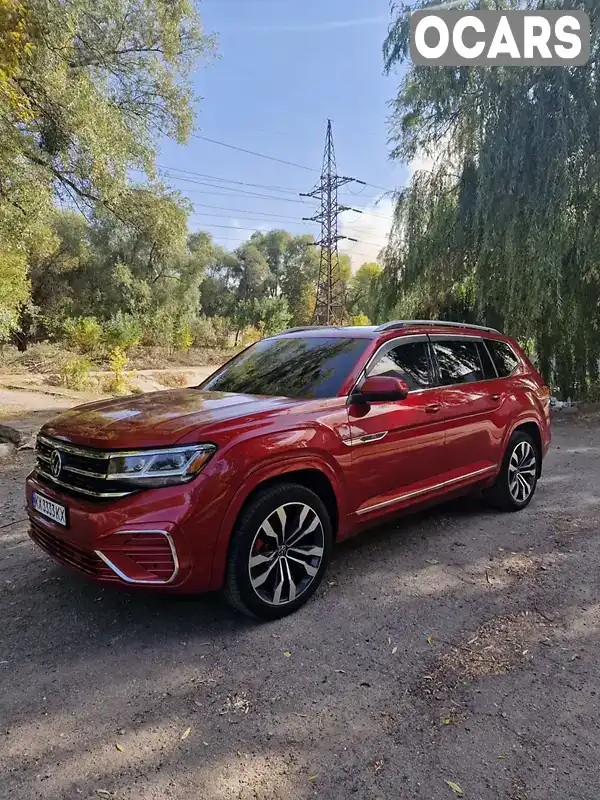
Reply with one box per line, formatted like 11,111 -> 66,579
200,336 -> 368,399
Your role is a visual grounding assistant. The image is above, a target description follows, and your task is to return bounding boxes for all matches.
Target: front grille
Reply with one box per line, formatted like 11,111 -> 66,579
35,435 -> 135,499
29,523 -> 118,582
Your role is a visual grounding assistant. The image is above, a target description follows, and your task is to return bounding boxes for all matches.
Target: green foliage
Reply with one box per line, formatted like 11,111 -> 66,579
106,346 -> 130,394
382,0 -> 600,397
350,312 -> 371,326
175,320 -> 193,352
60,356 -> 93,390
64,316 -> 103,354
0,0 -> 214,341
0,249 -> 29,341
0,0 -> 36,123
257,297 -> 292,338
104,313 -> 142,351
190,316 -> 231,349
349,262 -> 382,323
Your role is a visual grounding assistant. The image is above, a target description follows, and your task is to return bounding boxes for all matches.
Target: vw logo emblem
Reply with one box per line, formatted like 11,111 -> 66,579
50,449 -> 62,479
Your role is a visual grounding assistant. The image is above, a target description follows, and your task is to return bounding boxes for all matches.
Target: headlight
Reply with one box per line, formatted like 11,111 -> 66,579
106,444 -> 216,487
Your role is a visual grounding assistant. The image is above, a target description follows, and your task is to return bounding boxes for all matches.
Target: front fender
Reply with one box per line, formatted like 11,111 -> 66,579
208,452 -> 348,591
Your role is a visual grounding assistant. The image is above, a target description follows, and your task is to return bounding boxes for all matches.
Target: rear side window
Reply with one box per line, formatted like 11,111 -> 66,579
367,340 -> 431,390
486,340 -> 520,377
433,340 -> 484,385
477,341 -> 498,380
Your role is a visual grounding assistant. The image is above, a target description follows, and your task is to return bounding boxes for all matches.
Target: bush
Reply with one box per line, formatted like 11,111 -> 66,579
240,326 -> 261,346
350,312 -> 371,326
64,317 -> 103,354
104,346 -> 131,395
104,312 -> 142,351
141,309 -> 176,349
60,357 -> 94,390
190,316 -> 232,349
175,320 -> 193,352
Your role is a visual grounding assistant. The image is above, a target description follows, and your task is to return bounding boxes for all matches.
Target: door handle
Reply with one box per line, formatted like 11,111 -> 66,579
490,393 -> 501,401
425,403 -> 440,414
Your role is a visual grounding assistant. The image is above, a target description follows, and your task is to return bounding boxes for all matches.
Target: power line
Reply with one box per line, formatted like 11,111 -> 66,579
150,164 -> 394,216
157,165 -> 305,195
173,171 -> 388,204
190,209 -> 313,224
191,133 -> 320,173
162,175 -> 312,204
190,222 -> 313,234
189,133 -> 397,192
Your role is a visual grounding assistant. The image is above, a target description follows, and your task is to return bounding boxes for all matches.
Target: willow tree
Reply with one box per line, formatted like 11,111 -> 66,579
382,0 -> 600,397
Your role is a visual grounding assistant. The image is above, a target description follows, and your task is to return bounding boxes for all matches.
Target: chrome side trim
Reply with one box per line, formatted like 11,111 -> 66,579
356,465 -> 497,516
342,431 -> 389,447
94,530 -> 180,585
35,467 -> 134,499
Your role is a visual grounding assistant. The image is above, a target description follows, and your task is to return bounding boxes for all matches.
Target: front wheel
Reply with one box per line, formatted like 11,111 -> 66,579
224,483 -> 333,620
484,431 -> 539,511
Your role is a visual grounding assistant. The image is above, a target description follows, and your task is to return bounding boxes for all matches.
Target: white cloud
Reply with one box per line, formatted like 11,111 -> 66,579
406,150 -> 436,182
339,197 -> 395,271
406,135 -> 455,183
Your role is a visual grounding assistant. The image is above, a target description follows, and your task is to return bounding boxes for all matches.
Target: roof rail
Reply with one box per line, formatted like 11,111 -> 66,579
374,320 -> 500,334
278,325 -> 340,334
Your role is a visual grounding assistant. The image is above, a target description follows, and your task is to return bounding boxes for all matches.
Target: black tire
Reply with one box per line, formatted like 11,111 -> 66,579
224,482 -> 333,620
483,430 -> 539,512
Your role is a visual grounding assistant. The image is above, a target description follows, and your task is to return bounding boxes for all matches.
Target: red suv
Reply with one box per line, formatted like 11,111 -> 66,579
26,321 -> 551,619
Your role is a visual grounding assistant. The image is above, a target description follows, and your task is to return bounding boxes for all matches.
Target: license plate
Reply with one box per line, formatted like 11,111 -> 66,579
32,492 -> 67,527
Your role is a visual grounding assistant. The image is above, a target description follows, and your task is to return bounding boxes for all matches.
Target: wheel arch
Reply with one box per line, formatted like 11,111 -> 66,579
208,459 -> 344,590
236,469 -> 339,539
510,420 -> 543,477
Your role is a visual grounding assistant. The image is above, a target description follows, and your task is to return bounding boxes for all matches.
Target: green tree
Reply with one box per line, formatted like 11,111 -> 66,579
349,262 -> 382,323
232,243 -> 271,343
250,230 -> 292,297
0,0 -> 214,341
382,0 -> 600,397
279,235 -> 319,325
256,297 -> 292,337
0,0 -> 36,122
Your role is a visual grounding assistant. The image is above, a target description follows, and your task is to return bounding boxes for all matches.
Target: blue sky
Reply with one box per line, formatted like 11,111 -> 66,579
159,0 -> 409,268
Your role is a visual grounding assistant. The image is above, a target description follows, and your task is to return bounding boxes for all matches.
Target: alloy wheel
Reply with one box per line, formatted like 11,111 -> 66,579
248,502 -> 325,606
508,440 -> 537,503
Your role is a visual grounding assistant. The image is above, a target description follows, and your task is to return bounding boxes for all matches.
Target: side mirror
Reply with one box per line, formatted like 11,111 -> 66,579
351,375 -> 409,404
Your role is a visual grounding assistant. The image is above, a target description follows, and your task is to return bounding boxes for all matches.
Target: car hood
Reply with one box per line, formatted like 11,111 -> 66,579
40,389 -> 303,449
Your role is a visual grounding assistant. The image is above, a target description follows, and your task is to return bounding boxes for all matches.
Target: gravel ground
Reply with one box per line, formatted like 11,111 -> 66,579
1,415 -> 599,800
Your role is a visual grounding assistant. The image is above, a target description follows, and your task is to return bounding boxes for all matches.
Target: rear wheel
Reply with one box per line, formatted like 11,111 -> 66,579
224,483 -> 333,620
484,431 -> 539,511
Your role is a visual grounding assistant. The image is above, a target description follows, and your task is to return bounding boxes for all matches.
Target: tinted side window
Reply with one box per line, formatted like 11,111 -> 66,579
477,341 -> 498,380
368,340 -> 431,390
433,340 -> 484,385
486,340 -> 520,377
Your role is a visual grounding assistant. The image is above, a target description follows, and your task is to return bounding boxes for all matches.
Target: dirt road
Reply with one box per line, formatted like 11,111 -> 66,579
1,416 -> 599,800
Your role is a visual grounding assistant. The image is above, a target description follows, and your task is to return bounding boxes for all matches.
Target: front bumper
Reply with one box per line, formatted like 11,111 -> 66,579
25,472 -> 214,593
